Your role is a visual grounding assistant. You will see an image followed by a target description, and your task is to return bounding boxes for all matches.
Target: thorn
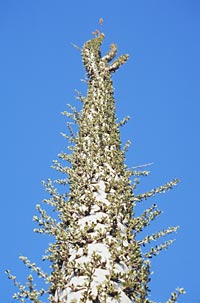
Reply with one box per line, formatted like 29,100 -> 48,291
92,18 -> 103,36
92,29 -> 100,36
99,17 -> 104,25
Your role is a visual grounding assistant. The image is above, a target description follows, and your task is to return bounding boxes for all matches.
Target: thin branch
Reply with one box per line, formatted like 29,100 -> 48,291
131,162 -> 154,169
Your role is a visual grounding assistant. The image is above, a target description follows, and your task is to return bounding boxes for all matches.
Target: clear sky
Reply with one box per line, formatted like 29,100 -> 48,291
1,1 -> 200,302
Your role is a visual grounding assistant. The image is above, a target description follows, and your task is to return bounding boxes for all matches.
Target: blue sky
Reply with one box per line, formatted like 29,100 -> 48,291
1,1 -> 200,302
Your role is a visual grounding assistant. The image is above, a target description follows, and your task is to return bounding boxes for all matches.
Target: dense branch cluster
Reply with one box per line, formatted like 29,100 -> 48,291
7,33 -> 185,303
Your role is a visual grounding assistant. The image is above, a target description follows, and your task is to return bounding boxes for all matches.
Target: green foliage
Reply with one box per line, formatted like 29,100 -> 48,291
7,33 -> 185,303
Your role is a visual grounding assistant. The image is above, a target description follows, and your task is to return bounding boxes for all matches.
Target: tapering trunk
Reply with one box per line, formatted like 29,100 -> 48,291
52,34 -> 148,303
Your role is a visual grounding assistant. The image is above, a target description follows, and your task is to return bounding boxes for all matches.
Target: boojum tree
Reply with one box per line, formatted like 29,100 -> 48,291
7,31 -> 185,303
